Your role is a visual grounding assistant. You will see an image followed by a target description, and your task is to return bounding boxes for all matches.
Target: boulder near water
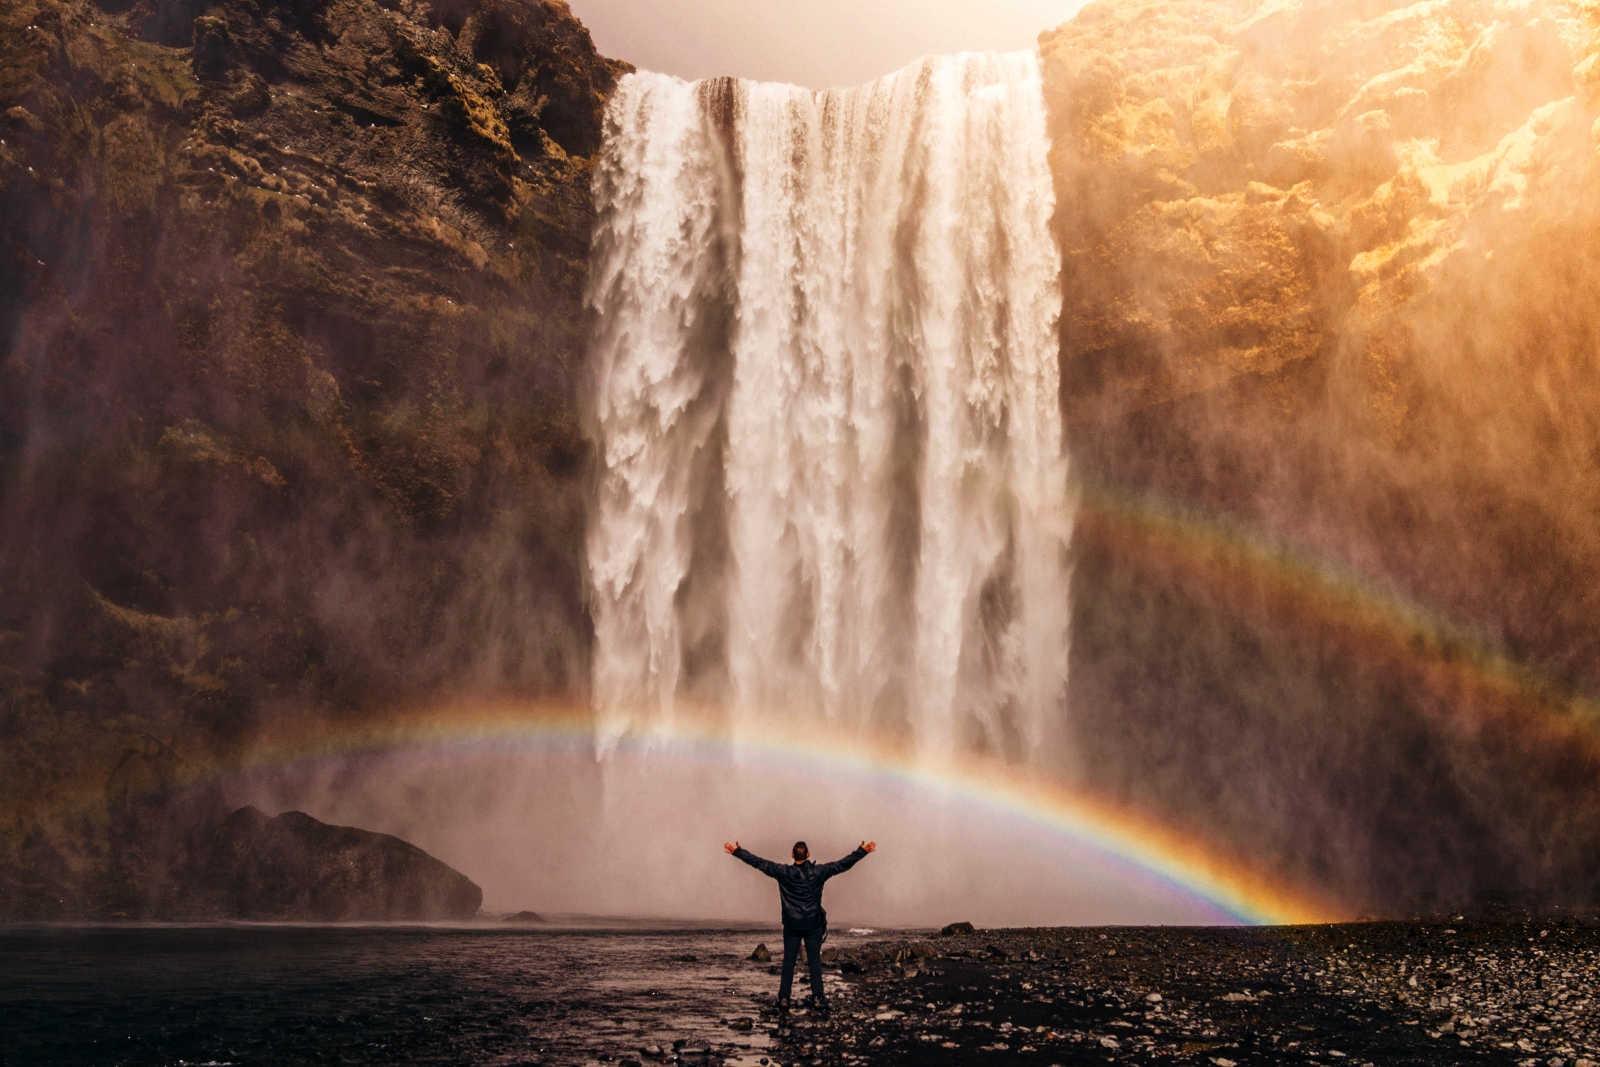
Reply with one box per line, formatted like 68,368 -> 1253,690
191,806 -> 482,920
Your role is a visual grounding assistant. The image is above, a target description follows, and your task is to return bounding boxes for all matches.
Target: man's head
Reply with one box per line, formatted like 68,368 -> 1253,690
792,841 -> 809,863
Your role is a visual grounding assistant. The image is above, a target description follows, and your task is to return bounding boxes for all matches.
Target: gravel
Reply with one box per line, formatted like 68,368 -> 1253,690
732,919 -> 1600,1064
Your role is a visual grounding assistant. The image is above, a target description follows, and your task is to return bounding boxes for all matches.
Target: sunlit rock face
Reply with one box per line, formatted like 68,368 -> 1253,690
1043,0 -> 1600,913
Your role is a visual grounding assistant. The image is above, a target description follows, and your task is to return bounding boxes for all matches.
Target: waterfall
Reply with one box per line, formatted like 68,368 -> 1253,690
585,52 -> 1071,764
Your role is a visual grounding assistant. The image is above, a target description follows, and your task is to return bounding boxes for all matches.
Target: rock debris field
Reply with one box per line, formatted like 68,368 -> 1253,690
613,921 -> 1600,1066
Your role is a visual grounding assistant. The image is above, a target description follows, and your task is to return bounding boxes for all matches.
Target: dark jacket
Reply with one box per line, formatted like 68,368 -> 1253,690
734,846 -> 868,931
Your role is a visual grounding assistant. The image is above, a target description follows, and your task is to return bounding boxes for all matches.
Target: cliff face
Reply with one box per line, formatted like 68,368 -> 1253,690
0,0 -> 618,916
1042,0 -> 1600,911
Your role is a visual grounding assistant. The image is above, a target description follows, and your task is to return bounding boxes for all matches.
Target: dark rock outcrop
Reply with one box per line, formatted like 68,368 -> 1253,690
190,806 -> 482,920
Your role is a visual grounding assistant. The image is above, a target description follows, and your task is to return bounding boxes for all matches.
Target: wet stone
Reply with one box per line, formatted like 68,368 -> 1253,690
764,922 -> 1600,1065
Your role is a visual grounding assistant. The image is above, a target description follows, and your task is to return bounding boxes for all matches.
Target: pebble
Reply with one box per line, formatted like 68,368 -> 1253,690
768,922 -> 1600,1065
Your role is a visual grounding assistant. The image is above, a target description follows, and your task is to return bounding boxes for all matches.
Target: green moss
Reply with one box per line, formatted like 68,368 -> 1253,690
396,31 -> 515,157
0,5 -> 52,106
441,69 -> 514,155
121,43 -> 201,114
92,589 -> 200,646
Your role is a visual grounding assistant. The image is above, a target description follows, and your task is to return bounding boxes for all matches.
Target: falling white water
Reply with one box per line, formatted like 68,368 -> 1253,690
586,52 -> 1072,764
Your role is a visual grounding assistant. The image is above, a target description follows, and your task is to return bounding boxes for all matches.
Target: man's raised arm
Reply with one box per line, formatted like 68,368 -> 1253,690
817,839 -> 876,879
724,840 -> 784,878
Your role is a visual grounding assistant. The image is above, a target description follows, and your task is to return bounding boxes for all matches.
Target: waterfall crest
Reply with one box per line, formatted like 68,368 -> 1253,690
586,52 -> 1072,763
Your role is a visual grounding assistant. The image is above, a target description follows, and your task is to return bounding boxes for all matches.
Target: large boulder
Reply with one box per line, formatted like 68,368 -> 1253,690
192,806 -> 482,920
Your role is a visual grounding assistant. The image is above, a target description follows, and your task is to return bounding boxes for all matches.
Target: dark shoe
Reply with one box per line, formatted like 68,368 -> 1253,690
775,998 -> 791,1013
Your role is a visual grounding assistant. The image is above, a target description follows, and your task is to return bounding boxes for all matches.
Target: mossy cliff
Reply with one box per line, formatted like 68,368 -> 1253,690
1043,0 -> 1600,913
0,0 -> 620,917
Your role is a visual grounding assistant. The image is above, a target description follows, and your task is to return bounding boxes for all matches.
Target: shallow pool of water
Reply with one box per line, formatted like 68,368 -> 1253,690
1,922 -> 884,1065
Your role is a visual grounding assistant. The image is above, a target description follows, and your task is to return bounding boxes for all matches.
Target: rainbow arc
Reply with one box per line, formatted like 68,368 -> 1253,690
244,702 -> 1343,926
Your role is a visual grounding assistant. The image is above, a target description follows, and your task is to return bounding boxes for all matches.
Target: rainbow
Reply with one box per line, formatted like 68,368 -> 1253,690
239,701 -> 1342,926
184,487 -> 1600,930
54,486 -> 1594,929
1078,483 -> 1600,751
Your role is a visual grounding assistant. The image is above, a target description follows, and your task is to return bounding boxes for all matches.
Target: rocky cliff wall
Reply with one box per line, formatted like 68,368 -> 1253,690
0,0 -> 619,916
1043,0 -> 1600,912
8,0 -> 1600,920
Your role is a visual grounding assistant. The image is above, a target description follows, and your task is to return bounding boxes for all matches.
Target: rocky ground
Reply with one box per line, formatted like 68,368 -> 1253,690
665,922 -> 1600,1066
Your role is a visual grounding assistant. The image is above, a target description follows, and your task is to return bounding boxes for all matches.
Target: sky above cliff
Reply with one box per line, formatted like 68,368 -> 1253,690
565,0 -> 1089,88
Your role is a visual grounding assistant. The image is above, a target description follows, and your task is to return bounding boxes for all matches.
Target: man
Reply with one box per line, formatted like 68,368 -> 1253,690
724,837 -> 876,1013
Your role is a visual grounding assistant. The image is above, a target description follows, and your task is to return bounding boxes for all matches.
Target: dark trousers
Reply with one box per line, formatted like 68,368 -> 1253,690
778,925 -> 825,1004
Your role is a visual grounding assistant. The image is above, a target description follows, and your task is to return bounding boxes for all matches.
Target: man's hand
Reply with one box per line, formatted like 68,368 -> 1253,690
724,841 -> 739,855
860,840 -> 876,853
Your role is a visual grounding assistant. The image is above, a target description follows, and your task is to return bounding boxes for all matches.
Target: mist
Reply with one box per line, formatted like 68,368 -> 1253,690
223,728 -> 1240,926
1042,0 -> 1600,916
